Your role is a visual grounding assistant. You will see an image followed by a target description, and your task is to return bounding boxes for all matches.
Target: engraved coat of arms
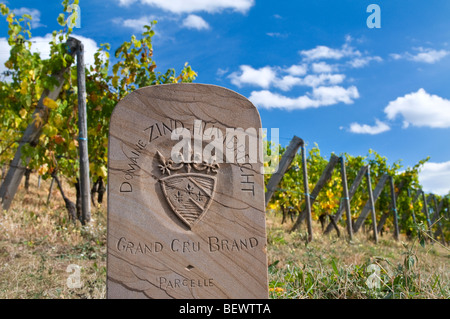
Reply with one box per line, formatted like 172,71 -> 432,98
156,151 -> 219,229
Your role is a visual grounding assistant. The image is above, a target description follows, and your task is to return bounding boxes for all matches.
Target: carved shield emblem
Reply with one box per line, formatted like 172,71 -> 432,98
160,173 -> 216,228
156,151 -> 219,229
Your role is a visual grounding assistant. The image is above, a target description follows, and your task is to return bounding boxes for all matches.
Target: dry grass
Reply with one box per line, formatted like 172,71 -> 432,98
0,174 -> 448,299
0,175 -> 106,299
266,212 -> 450,299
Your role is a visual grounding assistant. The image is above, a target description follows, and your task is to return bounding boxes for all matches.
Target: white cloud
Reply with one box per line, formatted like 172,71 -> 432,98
227,64 -> 345,90
122,0 -> 254,13
312,85 -> 359,105
216,68 -> 229,77
226,37 -> 379,111
228,65 -> 277,88
0,34 -> 100,78
301,73 -> 345,87
285,64 -> 307,76
411,47 -> 449,63
113,16 -> 156,31
118,0 -> 138,6
300,45 -> 345,61
419,161 -> 450,196
300,43 -> 361,61
266,32 -> 288,38
249,90 -> 315,110
347,56 -> 382,68
390,47 -> 450,64
114,13 -> 209,33
348,119 -> 391,135
249,85 -> 359,110
390,53 -> 403,60
384,88 -> 450,128
273,75 -> 302,91
13,7 -> 45,29
182,14 -> 210,30
34,34 -> 100,67
311,62 -> 338,73
298,36 -> 383,72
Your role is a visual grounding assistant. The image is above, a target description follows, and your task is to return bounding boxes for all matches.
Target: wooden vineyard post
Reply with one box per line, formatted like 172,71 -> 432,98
340,156 -> 353,240
366,166 -> 378,244
377,180 -> 404,233
447,199 -> 450,220
421,190 -> 433,239
0,38 -> 79,211
431,195 -> 438,224
76,41 -> 91,224
432,195 -> 444,224
265,135 -> 303,206
447,197 -> 450,221
290,154 -> 340,232
389,176 -> 400,241
301,144 -> 313,243
431,195 -> 445,244
353,173 -> 389,233
46,177 -> 55,205
324,165 -> 368,234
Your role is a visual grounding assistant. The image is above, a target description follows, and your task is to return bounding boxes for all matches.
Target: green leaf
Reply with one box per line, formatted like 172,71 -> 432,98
57,13 -> 66,26
419,237 -> 425,248
1,4 -> 9,15
112,64 -> 120,76
331,259 -> 339,275
25,95 -> 32,107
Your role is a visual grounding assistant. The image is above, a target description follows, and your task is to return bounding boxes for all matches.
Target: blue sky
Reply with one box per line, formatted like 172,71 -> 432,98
1,0 -> 450,195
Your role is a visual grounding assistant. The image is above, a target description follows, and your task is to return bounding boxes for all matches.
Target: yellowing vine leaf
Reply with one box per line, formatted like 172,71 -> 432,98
29,69 -> 35,81
43,97 -> 58,109
38,163 -> 48,175
6,13 -> 14,23
97,165 -> 107,178
34,113 -> 43,128
19,108 -> 27,119
4,60 -> 13,69
20,80 -> 28,95
53,135 -> 65,144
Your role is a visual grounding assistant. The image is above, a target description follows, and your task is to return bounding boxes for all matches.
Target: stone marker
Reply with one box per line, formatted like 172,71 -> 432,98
107,83 -> 268,299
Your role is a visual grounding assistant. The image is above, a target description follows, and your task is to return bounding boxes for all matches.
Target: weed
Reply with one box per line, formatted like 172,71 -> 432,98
267,212 -> 449,299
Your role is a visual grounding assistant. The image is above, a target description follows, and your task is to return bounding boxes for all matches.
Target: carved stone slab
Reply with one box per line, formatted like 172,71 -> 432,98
107,83 -> 268,299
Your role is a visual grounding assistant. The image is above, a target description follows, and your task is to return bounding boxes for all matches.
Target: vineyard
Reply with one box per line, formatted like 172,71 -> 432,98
265,136 -> 449,246
0,2 -> 449,299
0,1 -> 196,220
